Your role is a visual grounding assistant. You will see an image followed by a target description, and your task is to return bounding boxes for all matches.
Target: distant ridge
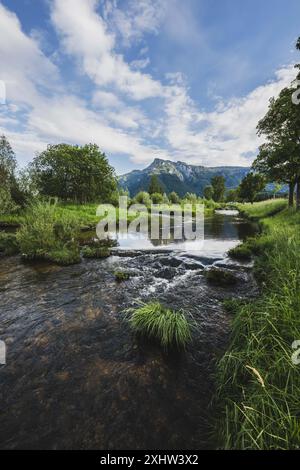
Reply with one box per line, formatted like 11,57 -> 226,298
119,158 -> 250,196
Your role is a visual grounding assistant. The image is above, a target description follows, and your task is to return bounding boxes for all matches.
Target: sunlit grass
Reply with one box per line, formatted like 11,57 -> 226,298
126,301 -> 193,350
217,200 -> 300,449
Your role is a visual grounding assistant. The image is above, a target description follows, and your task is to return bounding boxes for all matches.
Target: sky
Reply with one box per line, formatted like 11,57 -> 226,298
0,0 -> 299,175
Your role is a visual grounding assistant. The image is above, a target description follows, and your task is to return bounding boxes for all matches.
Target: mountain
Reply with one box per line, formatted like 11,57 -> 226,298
119,158 -> 250,197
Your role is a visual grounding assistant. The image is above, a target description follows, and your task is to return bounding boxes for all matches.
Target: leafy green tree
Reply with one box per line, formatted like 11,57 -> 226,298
0,135 -> 16,180
151,192 -> 163,204
203,185 -> 214,200
211,176 -> 225,202
256,38 -> 300,209
30,144 -> 116,203
0,135 -> 24,211
148,174 -> 164,195
225,188 -> 238,203
238,173 -> 266,204
253,142 -> 297,207
169,191 -> 180,204
134,191 -> 151,206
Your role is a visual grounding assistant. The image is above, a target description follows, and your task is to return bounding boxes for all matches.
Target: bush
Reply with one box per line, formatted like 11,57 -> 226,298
151,192 -> 164,204
0,232 -> 19,256
16,202 -> 80,265
82,245 -> 111,259
114,271 -> 130,281
228,244 -> 252,261
126,301 -> 193,350
205,267 -> 238,286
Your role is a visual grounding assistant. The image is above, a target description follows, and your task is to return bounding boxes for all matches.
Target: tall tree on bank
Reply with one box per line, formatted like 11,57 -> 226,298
148,174 -> 164,195
211,175 -> 225,202
238,173 -> 266,204
30,144 -> 116,203
256,38 -> 300,209
253,142 -> 298,207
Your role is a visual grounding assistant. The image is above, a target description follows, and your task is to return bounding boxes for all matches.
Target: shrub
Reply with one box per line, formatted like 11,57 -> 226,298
16,202 -> 80,265
205,268 -> 238,286
114,270 -> 130,282
126,301 -> 192,350
0,232 -> 19,256
228,244 -> 252,261
81,245 -> 111,259
151,192 -> 164,204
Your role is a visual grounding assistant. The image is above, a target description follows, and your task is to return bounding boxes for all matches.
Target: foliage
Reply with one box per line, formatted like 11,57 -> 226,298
228,244 -> 252,261
16,202 -> 81,265
30,143 -> 117,203
151,192 -> 164,204
0,232 -> 19,256
126,301 -> 193,350
133,191 -> 152,206
225,188 -> 239,203
148,174 -> 164,195
114,271 -> 130,281
238,173 -> 266,204
255,40 -> 300,209
169,191 -> 180,204
211,176 -> 226,202
217,201 -> 300,449
203,185 -> 214,200
205,268 -> 237,286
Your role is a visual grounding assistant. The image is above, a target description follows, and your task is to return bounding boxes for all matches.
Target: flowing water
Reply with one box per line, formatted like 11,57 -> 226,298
0,211 -> 258,450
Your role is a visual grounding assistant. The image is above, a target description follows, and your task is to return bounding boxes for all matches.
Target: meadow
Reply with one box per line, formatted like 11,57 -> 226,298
217,199 -> 300,449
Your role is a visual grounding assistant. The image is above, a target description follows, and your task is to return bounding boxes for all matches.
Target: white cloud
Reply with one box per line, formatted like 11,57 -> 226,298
103,0 -> 167,45
0,0 -> 297,174
51,0 -> 163,100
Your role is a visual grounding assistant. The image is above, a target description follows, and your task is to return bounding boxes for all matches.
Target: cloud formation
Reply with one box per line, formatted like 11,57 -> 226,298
0,0 -> 297,173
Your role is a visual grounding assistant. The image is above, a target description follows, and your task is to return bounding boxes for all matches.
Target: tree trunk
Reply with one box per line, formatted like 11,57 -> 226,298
289,181 -> 295,208
297,177 -> 300,211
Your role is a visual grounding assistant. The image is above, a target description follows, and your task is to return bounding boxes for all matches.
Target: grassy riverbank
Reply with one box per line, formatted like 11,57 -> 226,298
217,199 -> 300,449
0,200 -> 218,230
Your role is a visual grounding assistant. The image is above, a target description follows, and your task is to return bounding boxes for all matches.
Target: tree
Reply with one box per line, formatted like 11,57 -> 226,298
0,135 -> 22,212
211,176 -> 225,202
151,192 -> 164,204
253,142 -> 298,207
148,174 -> 163,195
0,135 -> 16,180
203,185 -> 214,200
225,188 -> 238,203
134,191 -> 151,206
238,173 -> 266,204
169,191 -> 180,204
30,143 -> 116,203
256,38 -> 300,209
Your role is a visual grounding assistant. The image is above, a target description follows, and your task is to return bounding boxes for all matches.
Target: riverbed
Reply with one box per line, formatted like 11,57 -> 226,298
0,211 -> 258,449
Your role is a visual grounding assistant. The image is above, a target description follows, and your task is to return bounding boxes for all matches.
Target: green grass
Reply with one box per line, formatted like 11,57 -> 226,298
126,301 -> 193,350
237,198 -> 287,219
0,232 -> 19,256
205,268 -> 238,286
216,200 -> 300,449
114,271 -> 130,282
81,245 -> 111,259
16,202 -> 81,265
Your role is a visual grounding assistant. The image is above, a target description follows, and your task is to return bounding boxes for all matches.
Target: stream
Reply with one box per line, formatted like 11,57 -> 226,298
0,210 -> 258,450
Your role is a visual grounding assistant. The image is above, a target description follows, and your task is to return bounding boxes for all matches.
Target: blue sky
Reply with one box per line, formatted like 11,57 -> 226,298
0,0 -> 299,174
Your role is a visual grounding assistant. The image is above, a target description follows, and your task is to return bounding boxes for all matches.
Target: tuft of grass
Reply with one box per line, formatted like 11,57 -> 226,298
16,202 -> 81,265
216,201 -> 300,450
81,245 -> 111,259
0,232 -> 19,256
114,270 -> 130,282
205,267 -> 238,286
126,301 -> 193,350
228,244 -> 252,261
